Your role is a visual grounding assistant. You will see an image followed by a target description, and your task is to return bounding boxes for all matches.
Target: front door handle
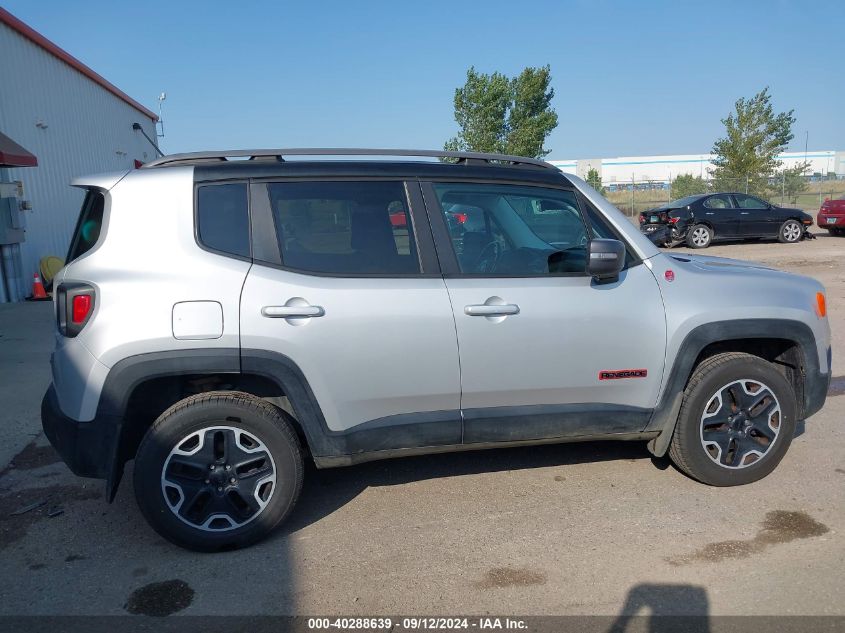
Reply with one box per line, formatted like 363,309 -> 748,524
464,304 -> 520,317
261,305 -> 325,318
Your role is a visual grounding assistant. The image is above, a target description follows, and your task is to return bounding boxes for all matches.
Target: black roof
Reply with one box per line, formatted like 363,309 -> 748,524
192,159 -> 572,187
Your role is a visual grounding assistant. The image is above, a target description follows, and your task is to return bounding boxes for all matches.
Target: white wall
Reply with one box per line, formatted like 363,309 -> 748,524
0,21 -> 158,281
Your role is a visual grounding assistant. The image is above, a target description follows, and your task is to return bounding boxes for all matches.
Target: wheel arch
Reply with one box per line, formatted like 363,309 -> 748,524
99,348 -> 331,502
646,318 -> 823,457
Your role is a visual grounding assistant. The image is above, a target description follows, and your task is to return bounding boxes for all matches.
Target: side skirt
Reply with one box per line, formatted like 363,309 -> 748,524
313,431 -> 660,468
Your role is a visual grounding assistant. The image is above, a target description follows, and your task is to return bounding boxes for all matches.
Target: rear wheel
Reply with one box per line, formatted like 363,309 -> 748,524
779,219 -> 803,243
668,352 -> 797,486
686,224 -> 712,249
134,391 -> 303,551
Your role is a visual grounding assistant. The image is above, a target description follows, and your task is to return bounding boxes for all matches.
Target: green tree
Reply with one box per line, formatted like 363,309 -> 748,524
445,66 -> 558,159
670,174 -> 708,199
771,161 -> 810,204
710,87 -> 797,195
585,168 -> 605,194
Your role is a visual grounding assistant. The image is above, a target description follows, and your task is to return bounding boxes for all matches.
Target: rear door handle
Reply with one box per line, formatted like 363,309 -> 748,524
464,304 -> 520,317
261,305 -> 325,318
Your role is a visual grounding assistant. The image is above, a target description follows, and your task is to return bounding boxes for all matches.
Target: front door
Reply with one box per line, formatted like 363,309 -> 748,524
423,181 -> 667,444
240,180 -> 462,453
733,194 -> 777,237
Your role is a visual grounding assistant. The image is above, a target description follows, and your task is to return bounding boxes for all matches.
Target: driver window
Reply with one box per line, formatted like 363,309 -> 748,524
432,183 -> 588,276
734,194 -> 768,209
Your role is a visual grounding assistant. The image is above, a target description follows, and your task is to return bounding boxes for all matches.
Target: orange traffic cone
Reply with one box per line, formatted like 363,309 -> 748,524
31,273 -> 49,300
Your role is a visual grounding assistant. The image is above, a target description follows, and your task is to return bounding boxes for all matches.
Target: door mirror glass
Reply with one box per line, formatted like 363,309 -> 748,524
587,239 -> 625,281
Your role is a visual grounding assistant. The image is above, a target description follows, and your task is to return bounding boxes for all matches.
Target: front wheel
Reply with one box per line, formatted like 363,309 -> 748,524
134,391 -> 303,551
668,352 -> 797,486
686,224 -> 712,249
779,219 -> 803,243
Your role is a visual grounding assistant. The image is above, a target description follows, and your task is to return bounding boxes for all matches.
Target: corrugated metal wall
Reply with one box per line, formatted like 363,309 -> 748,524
0,21 -> 158,293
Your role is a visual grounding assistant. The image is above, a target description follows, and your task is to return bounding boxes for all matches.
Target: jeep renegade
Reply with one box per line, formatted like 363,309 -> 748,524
41,149 -> 831,551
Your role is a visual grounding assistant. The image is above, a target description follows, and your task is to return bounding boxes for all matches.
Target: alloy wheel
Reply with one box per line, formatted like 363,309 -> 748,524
699,379 -> 781,469
691,227 -> 710,247
160,426 -> 276,531
783,222 -> 802,242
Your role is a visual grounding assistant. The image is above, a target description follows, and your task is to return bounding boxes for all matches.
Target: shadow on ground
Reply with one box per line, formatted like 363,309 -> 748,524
609,583 -> 710,632
283,439 -> 652,533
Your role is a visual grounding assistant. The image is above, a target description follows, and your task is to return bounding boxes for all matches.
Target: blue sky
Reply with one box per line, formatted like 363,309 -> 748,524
4,0 -> 843,158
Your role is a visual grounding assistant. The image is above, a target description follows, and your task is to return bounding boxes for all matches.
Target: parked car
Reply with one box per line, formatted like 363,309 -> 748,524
818,194 -> 845,236
42,149 -> 831,551
639,193 -> 814,248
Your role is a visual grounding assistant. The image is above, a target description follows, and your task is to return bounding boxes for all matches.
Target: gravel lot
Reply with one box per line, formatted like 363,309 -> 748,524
0,234 -> 842,619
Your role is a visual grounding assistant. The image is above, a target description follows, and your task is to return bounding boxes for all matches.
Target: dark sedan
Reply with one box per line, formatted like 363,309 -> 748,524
639,193 -> 814,248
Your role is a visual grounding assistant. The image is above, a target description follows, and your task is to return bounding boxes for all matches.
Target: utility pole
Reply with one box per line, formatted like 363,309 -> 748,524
157,92 -> 167,141
781,171 -> 785,205
804,131 -> 809,174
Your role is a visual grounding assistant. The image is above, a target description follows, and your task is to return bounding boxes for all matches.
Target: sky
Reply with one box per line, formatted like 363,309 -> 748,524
3,0 -> 843,159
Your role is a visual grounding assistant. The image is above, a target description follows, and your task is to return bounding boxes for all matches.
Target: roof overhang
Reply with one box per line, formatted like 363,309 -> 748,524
0,131 -> 38,168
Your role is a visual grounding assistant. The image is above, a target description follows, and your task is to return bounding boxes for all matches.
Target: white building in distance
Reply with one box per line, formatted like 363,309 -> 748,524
550,150 -> 844,189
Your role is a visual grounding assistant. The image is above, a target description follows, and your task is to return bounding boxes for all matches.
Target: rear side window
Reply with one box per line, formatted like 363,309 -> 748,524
66,190 -> 105,263
196,183 -> 250,258
266,181 -> 419,275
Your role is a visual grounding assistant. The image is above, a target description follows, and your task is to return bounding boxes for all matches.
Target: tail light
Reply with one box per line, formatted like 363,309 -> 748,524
72,295 -> 92,324
57,283 -> 95,337
668,217 -> 680,224
638,215 -> 645,224
453,212 -> 468,224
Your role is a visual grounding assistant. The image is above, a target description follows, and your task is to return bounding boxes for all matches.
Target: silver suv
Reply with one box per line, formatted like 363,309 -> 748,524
42,149 -> 832,551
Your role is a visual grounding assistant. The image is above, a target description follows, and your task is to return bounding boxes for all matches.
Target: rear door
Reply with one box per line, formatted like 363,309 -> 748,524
240,179 -> 461,450
700,194 -> 740,237
423,180 -> 667,444
733,194 -> 778,237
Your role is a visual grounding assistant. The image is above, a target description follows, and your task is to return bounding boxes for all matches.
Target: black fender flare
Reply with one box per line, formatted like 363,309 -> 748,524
645,318 -> 827,457
98,348 -> 241,500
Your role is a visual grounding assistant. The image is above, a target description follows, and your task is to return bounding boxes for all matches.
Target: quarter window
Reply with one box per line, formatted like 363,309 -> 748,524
267,181 -> 418,275
432,183 -> 589,275
67,190 -> 105,262
196,183 -> 250,258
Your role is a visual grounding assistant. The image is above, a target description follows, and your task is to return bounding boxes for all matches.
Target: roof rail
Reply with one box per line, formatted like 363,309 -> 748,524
140,148 -> 558,170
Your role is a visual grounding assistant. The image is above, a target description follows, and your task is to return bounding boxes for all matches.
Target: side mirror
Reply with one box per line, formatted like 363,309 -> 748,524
587,239 -> 626,282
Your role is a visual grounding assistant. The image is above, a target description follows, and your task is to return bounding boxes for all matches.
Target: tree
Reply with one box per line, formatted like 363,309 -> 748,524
585,168 -> 605,194
670,174 -> 708,199
445,66 -> 558,159
710,87 -> 797,195
771,161 -> 810,204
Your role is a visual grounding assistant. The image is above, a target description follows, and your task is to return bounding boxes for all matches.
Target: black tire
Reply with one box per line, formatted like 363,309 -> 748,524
134,391 -> 303,552
778,219 -> 803,243
668,352 -> 797,486
686,224 -> 712,249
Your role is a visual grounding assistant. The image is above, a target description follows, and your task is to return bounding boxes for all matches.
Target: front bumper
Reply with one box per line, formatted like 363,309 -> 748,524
42,384 -> 118,480
803,346 -> 832,419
